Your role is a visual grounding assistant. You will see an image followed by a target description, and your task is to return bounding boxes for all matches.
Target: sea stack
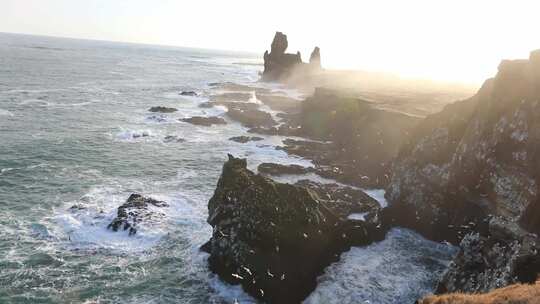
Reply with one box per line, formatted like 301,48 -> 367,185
262,32 -> 321,81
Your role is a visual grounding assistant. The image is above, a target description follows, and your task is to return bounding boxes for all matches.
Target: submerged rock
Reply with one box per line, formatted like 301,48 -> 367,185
180,91 -> 197,96
107,194 -> 168,236
180,116 -> 227,126
228,136 -> 264,143
163,135 -> 185,143
203,155 -> 386,303
148,106 -> 178,113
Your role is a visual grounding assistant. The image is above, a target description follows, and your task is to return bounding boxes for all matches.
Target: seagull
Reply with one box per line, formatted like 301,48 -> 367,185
242,266 -> 252,276
267,269 -> 274,278
259,289 -> 264,297
280,274 -> 285,280
232,273 -> 243,280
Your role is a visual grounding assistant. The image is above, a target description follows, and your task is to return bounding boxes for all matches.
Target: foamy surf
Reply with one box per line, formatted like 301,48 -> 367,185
0,109 -> 14,116
304,228 -> 457,304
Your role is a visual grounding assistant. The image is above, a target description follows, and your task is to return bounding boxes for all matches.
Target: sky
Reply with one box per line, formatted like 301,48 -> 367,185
1,0 -> 540,83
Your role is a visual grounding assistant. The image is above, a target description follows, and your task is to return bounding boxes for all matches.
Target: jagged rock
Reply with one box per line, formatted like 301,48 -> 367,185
148,106 -> 178,113
257,163 -> 314,176
163,135 -> 185,143
202,155 -> 386,303
256,94 -> 302,113
309,47 -> 321,69
262,32 -> 319,81
180,116 -> 227,126
386,50 -> 540,242
180,91 -> 197,96
436,217 -> 540,294
226,107 -> 277,128
385,50 -> 540,296
228,136 -> 264,143
294,180 -> 381,218
107,194 -> 168,236
210,92 -> 252,103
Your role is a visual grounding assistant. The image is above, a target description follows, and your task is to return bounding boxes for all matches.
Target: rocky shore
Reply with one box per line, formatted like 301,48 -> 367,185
200,32 -> 540,303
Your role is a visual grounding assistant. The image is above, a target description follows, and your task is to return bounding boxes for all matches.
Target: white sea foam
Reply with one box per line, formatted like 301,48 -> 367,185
115,129 -> 154,141
0,109 -> 14,116
304,228 -> 457,304
364,189 -> 388,208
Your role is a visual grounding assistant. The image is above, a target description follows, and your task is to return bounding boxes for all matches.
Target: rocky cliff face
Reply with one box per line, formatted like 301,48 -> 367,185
299,88 -> 420,187
202,155 -> 386,303
385,50 -> 540,294
262,32 -> 321,81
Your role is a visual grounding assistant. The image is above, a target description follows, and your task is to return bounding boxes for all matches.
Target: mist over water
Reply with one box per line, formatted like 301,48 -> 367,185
0,33 -> 455,303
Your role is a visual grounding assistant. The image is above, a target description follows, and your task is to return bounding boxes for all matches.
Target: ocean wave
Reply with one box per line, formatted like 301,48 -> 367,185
304,228 -> 457,304
0,109 -> 14,116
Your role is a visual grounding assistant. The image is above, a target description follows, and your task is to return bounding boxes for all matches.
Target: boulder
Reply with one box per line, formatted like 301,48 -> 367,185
107,194 -> 168,236
226,107 -> 277,128
148,106 -> 178,113
202,155 -> 386,303
180,116 -> 227,126
180,91 -> 198,96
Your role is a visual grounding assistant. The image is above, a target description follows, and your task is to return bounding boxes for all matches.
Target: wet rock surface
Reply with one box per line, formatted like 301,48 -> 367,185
257,162 -> 314,176
228,136 -> 264,143
294,180 -> 381,218
148,106 -> 178,113
180,116 -> 227,126
107,194 -> 168,236
180,91 -> 197,96
385,50 -> 540,296
202,155 -> 386,303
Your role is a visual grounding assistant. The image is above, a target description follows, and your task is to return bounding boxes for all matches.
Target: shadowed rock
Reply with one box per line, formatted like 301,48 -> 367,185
202,155 -> 386,303
180,91 -> 197,96
107,194 -> 168,236
180,116 -> 227,126
148,106 -> 178,113
257,162 -> 314,176
228,136 -> 264,143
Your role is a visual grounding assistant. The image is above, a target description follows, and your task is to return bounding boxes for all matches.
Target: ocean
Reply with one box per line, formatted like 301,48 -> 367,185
0,33 -> 456,304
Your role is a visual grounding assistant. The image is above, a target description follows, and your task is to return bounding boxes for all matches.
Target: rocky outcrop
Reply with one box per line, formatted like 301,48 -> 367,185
385,50 -> 540,295
228,136 -> 264,143
261,32 -> 321,81
309,47 -> 321,69
148,106 -> 178,113
273,89 -> 420,187
180,91 -> 197,96
180,116 -> 227,126
257,162 -> 314,176
107,194 -> 168,236
437,217 -> 540,293
202,155 -> 386,303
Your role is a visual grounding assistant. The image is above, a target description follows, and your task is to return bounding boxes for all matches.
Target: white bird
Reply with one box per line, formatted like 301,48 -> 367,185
259,289 -> 264,297
242,266 -> 252,276
232,273 -> 243,280
267,269 -> 274,278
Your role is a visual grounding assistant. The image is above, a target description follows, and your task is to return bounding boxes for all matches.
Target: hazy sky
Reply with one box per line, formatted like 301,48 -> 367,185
2,0 -> 540,83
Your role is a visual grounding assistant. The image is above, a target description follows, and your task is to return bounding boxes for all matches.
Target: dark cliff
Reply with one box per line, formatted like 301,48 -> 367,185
385,50 -> 540,294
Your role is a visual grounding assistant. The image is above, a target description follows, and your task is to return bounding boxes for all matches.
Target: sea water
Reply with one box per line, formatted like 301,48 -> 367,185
0,33 -> 455,303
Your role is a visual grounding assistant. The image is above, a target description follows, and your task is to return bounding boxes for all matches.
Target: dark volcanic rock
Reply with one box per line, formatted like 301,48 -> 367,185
295,180 -> 381,218
180,91 -> 198,96
257,94 -> 302,113
226,107 -> 277,128
210,92 -> 252,103
107,194 -> 168,236
180,116 -> 227,126
437,217 -> 540,294
262,32 -> 320,82
257,163 -> 314,176
163,135 -> 185,143
385,50 -> 540,296
203,155 -> 386,303
148,106 -> 178,113
228,136 -> 264,143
